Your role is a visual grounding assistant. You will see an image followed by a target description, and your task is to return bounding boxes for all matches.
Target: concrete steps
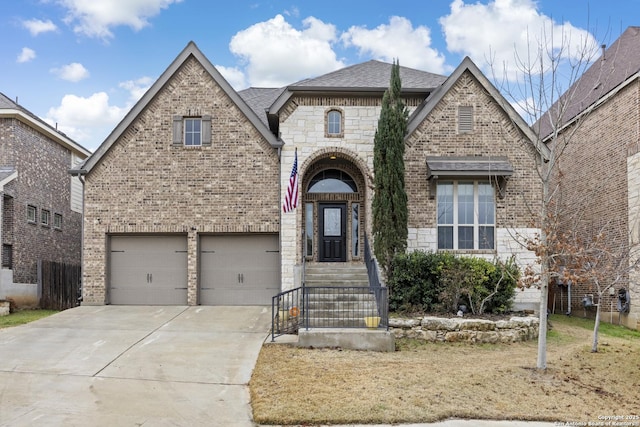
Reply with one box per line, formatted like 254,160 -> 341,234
303,263 -> 379,328
304,262 -> 369,287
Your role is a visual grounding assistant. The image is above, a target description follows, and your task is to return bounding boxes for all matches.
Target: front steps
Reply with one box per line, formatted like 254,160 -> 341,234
303,262 -> 380,328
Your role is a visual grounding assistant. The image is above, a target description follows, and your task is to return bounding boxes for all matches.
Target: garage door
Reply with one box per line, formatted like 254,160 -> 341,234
200,234 -> 280,305
109,235 -> 188,305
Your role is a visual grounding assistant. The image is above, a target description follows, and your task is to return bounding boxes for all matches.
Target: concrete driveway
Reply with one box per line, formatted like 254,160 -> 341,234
0,305 -> 272,426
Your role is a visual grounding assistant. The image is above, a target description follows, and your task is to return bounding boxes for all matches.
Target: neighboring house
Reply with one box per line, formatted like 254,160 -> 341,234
536,26 -> 640,330
0,93 -> 90,306
77,42 -> 541,309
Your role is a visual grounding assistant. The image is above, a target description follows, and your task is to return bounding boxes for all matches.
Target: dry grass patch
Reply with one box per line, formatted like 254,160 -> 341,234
250,315 -> 640,425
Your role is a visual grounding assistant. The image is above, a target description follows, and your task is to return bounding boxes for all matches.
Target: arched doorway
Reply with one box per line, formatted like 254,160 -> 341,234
302,157 -> 366,263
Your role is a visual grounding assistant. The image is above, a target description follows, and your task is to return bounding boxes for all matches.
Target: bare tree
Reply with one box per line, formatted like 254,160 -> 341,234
491,23 -> 609,368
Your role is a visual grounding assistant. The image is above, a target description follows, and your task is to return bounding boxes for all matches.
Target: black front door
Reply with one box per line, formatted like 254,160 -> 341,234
319,203 -> 346,262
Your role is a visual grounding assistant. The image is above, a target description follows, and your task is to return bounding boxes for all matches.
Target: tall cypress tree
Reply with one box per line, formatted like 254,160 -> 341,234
372,60 -> 408,276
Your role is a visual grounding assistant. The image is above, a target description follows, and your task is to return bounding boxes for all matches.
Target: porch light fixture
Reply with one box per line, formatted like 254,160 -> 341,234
329,153 -> 337,160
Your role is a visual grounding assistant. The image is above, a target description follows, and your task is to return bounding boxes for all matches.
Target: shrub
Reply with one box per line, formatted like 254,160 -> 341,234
388,252 -> 519,315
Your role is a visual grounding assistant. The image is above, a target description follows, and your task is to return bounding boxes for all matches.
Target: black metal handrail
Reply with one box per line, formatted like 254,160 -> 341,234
303,286 -> 389,330
365,235 -> 383,289
271,287 -> 303,341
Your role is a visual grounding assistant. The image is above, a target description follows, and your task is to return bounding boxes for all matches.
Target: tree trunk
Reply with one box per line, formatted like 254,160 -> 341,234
537,279 -> 549,369
591,302 -> 601,353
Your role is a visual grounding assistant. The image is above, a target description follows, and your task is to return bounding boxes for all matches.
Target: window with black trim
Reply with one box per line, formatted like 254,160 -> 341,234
437,181 -> 495,250
172,115 -> 212,147
41,209 -> 50,227
54,213 -> 62,229
326,109 -> 343,137
27,205 -> 37,223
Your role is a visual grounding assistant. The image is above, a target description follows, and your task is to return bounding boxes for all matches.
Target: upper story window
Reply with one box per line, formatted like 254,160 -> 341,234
184,118 -> 202,146
54,213 -> 63,229
27,205 -> 37,223
173,115 -> 211,147
41,209 -> 50,227
326,109 -> 343,137
458,106 -> 474,133
437,181 -> 495,250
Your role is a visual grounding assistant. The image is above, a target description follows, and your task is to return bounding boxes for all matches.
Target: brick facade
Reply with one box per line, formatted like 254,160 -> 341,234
80,44 -> 541,309
81,55 -> 281,304
554,79 -> 640,328
0,116 -> 85,285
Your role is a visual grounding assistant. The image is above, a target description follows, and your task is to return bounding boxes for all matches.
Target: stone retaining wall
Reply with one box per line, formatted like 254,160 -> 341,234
389,316 -> 539,343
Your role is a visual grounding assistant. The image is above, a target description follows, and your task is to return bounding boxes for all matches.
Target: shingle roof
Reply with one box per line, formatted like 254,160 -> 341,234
536,26 -> 640,138
238,87 -> 286,127
0,93 -> 19,109
289,60 -> 447,91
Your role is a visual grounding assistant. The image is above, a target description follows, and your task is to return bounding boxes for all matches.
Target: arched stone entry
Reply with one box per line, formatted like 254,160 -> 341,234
301,150 -> 368,263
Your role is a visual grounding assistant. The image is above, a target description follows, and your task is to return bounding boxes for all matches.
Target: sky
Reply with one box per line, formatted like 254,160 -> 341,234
2,0 -> 639,152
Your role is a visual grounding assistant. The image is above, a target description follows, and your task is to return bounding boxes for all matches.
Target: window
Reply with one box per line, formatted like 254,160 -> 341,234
305,203 -> 314,257
173,115 -> 211,147
308,169 -> 357,193
41,209 -> 50,226
437,181 -> 495,250
27,205 -> 36,223
352,203 -> 359,257
184,118 -> 202,146
326,110 -> 343,136
458,106 -> 473,133
54,213 -> 63,229
2,244 -> 12,269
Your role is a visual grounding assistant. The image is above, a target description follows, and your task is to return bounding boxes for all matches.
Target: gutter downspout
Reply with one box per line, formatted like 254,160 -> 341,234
69,168 -> 87,304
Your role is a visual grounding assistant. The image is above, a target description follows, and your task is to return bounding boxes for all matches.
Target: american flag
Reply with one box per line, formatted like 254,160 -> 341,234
283,149 -> 298,213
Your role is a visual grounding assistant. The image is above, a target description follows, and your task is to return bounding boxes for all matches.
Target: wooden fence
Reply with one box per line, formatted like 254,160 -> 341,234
38,260 -> 81,310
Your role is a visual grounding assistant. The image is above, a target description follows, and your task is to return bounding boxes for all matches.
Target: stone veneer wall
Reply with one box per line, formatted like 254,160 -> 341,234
626,152 -> 640,330
390,316 -> 539,343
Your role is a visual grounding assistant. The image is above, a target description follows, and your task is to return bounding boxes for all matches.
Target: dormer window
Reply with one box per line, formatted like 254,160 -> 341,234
326,109 -> 343,137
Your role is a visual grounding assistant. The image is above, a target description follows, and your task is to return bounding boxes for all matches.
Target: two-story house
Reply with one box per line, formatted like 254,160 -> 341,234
0,93 -> 90,306
536,26 -> 640,329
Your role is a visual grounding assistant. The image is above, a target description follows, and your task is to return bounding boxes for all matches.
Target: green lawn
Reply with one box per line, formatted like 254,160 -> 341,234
0,309 -> 59,329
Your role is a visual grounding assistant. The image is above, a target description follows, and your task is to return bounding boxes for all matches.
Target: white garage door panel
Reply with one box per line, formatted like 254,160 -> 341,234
110,235 -> 188,305
200,234 -> 280,305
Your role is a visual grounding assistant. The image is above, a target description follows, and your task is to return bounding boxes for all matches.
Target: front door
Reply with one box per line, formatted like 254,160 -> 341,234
319,203 -> 346,262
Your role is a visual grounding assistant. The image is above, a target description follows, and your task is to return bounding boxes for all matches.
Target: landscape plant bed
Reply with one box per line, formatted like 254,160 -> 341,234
250,314 -> 640,425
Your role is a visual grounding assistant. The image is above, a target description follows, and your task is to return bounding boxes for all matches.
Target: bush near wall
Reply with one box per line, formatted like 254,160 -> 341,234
388,251 -> 518,315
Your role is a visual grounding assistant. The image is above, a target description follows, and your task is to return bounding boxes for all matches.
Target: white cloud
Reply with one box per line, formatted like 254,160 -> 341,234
46,92 -> 128,149
44,76 -> 157,150
440,0 -> 599,81
229,14 -> 345,87
57,0 -> 183,39
216,65 -> 248,90
17,47 -> 36,63
119,76 -> 154,102
341,16 -> 448,75
22,19 -> 58,36
51,62 -> 90,82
